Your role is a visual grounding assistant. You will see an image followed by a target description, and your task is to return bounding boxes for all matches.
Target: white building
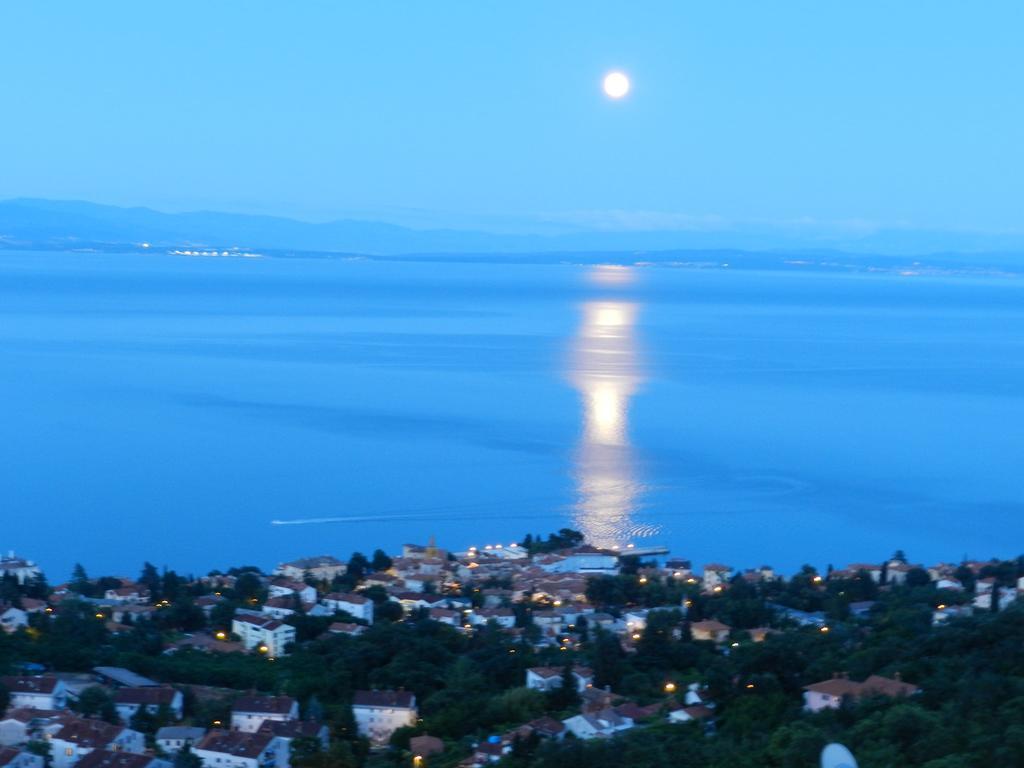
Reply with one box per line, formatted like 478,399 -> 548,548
274,557 -> 346,583
0,554 -> 41,586
266,581 -> 316,605
0,747 -> 45,768
351,691 -> 417,745
231,616 -> 296,657
230,696 -> 298,734
73,752 -> 169,768
803,675 -> 919,713
113,688 -> 183,724
467,608 -> 515,629
0,711 -> 64,747
320,593 -> 373,624
701,564 -> 733,591
154,727 -> 206,756
0,677 -> 66,711
0,607 -> 28,634
525,666 -> 594,693
561,710 -> 633,739
192,730 -> 285,768
49,718 -> 145,768
538,547 -> 619,575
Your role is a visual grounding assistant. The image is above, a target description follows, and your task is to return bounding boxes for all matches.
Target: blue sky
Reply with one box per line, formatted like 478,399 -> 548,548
1,2 -> 1021,236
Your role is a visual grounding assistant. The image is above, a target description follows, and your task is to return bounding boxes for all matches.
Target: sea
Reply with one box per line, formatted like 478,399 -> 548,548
2,249 -> 1022,579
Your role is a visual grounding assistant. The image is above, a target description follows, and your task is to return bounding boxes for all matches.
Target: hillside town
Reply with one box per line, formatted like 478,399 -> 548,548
1,535 -> 1022,768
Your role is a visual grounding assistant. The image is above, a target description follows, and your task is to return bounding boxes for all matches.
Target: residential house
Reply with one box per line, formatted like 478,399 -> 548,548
74,752 -> 169,768
973,585 -> 1018,612
392,594 -> 449,614
0,710 -> 62,747
468,609 -> 515,629
230,616 -> 295,657
113,688 -> 183,724
561,709 -> 633,739
522,717 -> 564,741
320,594 -> 373,624
538,547 -> 618,575
92,669 -> 160,690
525,667 -> 593,694
274,557 -> 346,583
327,622 -> 365,637
351,691 -> 417,745
49,717 -> 145,768
427,609 -> 461,627
101,587 -> 149,605
0,606 -> 27,634
667,705 -> 714,724
689,620 -> 731,643
154,727 -> 206,756
192,730 -> 284,768
230,696 -> 298,734
266,581 -> 316,605
471,738 -> 509,763
701,564 -> 733,591
408,735 -> 444,760
260,599 -> 299,621
0,677 -> 66,710
0,747 -> 44,768
932,605 -> 973,625
847,564 -> 883,583
256,722 -> 328,752
0,554 -> 41,585
803,673 -> 920,712
195,595 -> 225,617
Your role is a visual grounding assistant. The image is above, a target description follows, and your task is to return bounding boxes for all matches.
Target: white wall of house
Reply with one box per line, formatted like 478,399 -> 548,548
352,706 -> 416,745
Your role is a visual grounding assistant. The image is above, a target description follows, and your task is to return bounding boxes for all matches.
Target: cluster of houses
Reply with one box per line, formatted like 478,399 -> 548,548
2,542 -> 1018,765
0,673 -> 334,768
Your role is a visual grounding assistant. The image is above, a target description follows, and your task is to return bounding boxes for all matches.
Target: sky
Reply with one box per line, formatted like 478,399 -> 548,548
1,2 -> 1022,236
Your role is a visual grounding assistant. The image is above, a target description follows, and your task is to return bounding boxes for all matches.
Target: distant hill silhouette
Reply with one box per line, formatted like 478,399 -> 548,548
1,198 -> 1023,260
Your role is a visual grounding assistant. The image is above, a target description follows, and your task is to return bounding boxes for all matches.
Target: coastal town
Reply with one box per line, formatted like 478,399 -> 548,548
0,535 -> 1022,768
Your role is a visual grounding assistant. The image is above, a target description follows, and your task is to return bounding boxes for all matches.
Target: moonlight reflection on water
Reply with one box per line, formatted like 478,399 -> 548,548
568,267 -> 653,547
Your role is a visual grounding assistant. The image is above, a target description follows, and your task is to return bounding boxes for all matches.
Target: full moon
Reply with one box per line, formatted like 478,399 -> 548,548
603,71 -> 630,99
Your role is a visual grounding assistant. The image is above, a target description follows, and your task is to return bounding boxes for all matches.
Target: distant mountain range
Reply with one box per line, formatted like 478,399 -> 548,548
1,197 -> 1023,263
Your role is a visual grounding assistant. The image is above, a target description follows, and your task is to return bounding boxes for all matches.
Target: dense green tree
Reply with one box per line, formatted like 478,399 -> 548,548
75,686 -> 118,723
70,563 -> 91,595
370,550 -> 393,572
172,745 -> 202,768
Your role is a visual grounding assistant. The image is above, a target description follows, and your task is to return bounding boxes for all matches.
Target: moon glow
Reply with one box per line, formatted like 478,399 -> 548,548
603,71 -> 630,99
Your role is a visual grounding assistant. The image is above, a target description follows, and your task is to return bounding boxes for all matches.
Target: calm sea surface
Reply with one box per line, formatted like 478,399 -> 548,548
2,251 -> 1023,578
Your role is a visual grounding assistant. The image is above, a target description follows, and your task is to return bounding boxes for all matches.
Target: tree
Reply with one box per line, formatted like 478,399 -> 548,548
375,601 -> 403,623
140,562 -> 162,600
173,745 -> 202,768
585,575 -> 624,608
589,626 -> 625,689
70,563 -> 91,595
370,549 -> 393,572
26,741 -> 52,768
75,686 -> 118,723
905,568 -> 932,588
548,662 -> 581,710
346,553 -> 369,583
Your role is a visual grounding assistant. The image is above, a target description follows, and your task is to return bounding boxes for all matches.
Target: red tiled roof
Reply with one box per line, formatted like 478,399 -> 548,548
74,751 -> 153,768
232,695 -> 295,715
0,676 -> 59,695
196,730 -> 274,759
113,687 -> 178,706
352,690 -> 415,709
